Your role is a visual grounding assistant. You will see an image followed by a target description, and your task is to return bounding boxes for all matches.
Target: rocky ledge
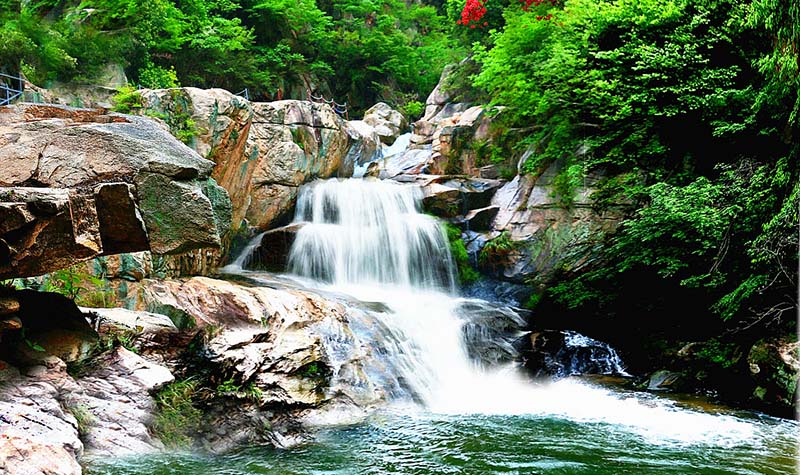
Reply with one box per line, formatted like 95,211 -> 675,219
0,103 -> 230,279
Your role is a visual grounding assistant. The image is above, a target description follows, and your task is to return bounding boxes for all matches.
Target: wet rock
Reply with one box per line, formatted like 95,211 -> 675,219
522,330 -> 628,379
454,300 -> 527,367
422,182 -> 463,217
246,223 -> 305,272
420,177 -> 504,219
368,148 -> 432,179
647,370 -> 684,391
131,277 -> 399,409
344,120 -> 383,175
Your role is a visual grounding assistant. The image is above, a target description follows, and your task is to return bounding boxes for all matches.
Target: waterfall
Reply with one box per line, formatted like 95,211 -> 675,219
287,178 -> 456,292
282,178 -> 555,413
224,178 -> 633,415
218,177 -> 788,450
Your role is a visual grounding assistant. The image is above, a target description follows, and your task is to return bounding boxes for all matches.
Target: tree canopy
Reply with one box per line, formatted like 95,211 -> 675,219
0,0 -> 465,112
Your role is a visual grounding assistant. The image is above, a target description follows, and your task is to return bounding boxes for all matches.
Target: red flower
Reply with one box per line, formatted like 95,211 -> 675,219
459,0 -> 488,28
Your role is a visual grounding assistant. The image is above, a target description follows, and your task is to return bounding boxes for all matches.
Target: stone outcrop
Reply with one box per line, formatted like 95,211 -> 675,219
139,90 -> 358,236
485,161 -> 626,286
0,287 -> 177,474
0,357 -> 84,475
0,348 -> 176,475
246,100 -> 349,228
129,277 -> 410,409
395,61 -> 504,178
0,104 -> 230,279
134,89 -> 385,275
363,102 -> 408,145
420,176 -> 503,219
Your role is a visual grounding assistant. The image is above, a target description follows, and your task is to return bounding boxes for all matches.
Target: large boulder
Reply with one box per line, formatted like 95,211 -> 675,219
139,88 -> 253,234
522,330 -> 628,379
138,91 -> 354,239
245,101 -> 350,229
0,104 -> 230,279
129,277 -> 408,411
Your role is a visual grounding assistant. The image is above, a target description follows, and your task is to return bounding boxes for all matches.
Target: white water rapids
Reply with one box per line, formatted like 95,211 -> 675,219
227,177 -> 791,449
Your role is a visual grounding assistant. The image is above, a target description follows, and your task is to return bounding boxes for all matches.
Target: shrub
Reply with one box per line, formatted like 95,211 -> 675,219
111,85 -> 143,114
151,379 -> 202,448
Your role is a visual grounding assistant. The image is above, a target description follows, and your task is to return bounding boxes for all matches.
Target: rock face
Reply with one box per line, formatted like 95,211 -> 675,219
485,161 -> 626,286
126,277 -> 411,409
134,89 -> 383,275
139,90 -> 356,235
0,104 -> 230,279
69,346 -> 173,455
403,62 -> 502,178
747,338 -> 799,414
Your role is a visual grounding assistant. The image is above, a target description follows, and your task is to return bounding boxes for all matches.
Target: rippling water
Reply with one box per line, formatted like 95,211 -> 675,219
89,389 -> 798,475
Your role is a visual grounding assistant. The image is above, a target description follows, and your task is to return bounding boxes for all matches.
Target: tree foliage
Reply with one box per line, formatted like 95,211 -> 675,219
0,0 -> 463,112
473,0 -> 797,332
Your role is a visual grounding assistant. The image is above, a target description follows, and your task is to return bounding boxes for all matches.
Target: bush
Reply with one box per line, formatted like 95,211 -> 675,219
151,379 -> 202,448
137,62 -> 180,89
111,85 -> 143,113
445,223 -> 480,285
400,100 -> 425,121
478,231 -> 515,270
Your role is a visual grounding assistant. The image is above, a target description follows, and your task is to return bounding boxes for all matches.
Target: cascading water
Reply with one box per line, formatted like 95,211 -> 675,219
278,177 -> 783,443
95,176 -> 798,475
287,178 -> 456,291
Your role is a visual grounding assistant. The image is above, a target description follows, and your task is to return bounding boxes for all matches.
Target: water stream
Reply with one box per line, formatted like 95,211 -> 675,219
92,177 -> 798,475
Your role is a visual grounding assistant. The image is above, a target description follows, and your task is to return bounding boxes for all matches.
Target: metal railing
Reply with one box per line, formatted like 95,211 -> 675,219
235,88 -> 250,101
0,72 -> 24,106
310,93 -> 348,119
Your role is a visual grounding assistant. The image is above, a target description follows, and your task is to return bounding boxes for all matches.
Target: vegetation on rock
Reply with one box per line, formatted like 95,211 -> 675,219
468,0 -> 796,343
151,378 -> 203,448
